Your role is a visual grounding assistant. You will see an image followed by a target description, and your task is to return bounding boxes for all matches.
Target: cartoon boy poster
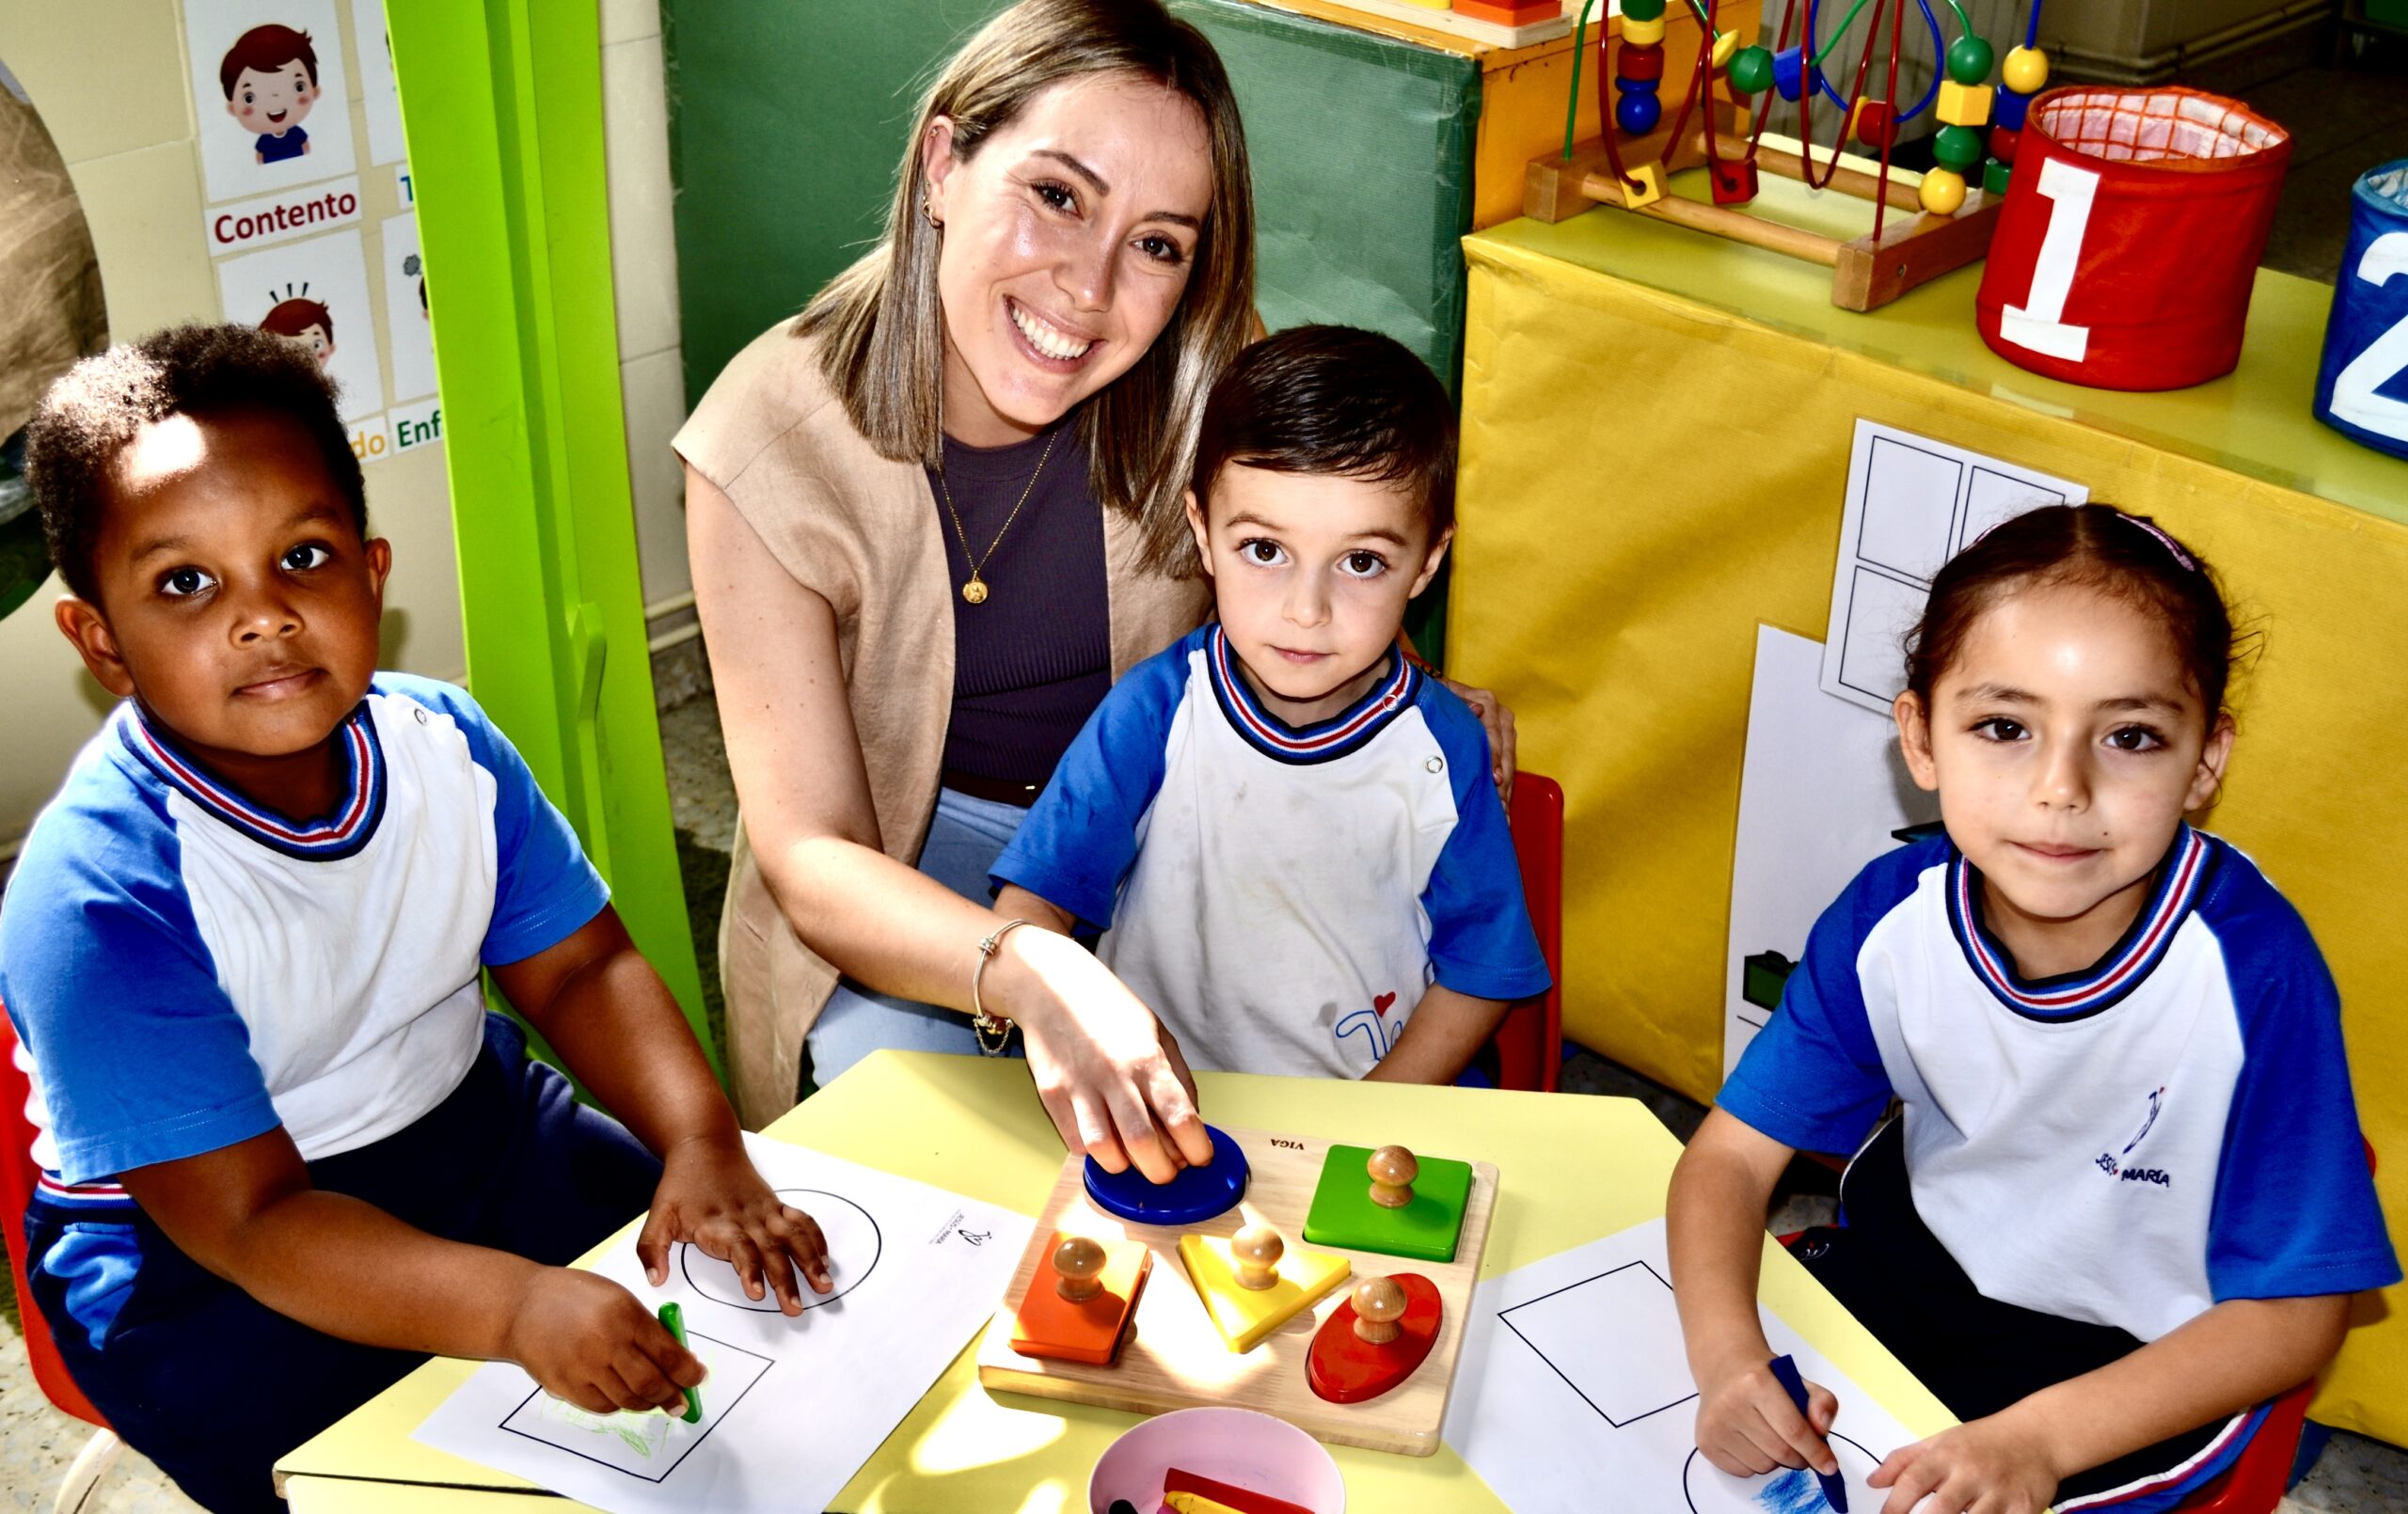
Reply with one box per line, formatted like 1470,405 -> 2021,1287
216,229 -> 386,421
183,0 -> 358,203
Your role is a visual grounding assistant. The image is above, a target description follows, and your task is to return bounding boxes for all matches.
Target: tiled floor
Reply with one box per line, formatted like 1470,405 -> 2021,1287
9,32 -> 2408,1514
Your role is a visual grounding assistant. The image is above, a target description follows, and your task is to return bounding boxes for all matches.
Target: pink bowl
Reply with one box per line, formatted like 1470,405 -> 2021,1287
1087,1407 -> 1345,1514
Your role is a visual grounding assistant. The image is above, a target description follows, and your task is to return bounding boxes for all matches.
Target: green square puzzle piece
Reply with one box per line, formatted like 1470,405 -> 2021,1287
1302,1144 -> 1472,1263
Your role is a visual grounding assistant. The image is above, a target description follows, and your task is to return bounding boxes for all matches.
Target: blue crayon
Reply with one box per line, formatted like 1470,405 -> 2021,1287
1766,1354 -> 1846,1513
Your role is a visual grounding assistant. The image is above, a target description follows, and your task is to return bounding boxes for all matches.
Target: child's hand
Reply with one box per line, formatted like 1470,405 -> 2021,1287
1869,1411 -> 2061,1514
506,1268 -> 704,1415
636,1135 -> 832,1314
1694,1356 -> 1842,1479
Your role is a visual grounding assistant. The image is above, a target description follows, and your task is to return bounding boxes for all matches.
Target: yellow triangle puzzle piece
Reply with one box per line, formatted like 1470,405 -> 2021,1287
1177,1234 -> 1351,1353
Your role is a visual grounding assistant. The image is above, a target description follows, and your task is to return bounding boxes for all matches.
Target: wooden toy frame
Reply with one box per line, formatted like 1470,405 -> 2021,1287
1527,106 -> 2005,311
974,1125 -> 1498,1457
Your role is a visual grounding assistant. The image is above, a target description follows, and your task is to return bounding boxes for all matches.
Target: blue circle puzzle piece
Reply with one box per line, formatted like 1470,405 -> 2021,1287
1083,1124 -> 1250,1226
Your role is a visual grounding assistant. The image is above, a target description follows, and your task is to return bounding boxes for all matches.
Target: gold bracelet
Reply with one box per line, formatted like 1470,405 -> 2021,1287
970,919 -> 1034,1056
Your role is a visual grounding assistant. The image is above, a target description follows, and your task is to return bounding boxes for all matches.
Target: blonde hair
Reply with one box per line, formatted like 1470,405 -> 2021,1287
796,0 -> 1254,575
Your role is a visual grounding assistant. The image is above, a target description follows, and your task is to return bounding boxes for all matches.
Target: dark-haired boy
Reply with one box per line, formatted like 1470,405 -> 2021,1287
1,324 -> 829,1514
991,326 -> 1547,1083
219,24 -> 320,165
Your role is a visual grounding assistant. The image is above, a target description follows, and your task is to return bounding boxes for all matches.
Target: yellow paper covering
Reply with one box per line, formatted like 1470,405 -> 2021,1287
1452,197 -> 2408,1443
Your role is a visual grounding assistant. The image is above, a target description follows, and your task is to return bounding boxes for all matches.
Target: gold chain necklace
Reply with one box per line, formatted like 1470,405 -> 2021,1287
936,430 -> 1059,606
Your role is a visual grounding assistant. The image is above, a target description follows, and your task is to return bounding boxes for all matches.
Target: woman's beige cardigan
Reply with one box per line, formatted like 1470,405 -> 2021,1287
674,321 -> 1211,1127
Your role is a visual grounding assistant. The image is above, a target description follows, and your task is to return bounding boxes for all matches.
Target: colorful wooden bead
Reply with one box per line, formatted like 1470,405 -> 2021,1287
1919,166 -> 1968,215
1937,81 -> 1994,128
1944,34 -> 1994,86
1613,161 -> 1666,209
1619,41 -> 1666,82
1619,0 -> 1666,17
1994,87 -> 2031,132
1989,124 -> 2020,163
1849,98 -> 1897,150
1710,158 -> 1761,205
1983,157 -> 2013,197
1932,123 -> 1985,171
1727,44 -> 1774,95
1621,13 -> 1667,45
1616,87 -> 1663,134
1711,29 -> 1740,70
2002,44 -> 2049,95
1772,45 -> 1805,102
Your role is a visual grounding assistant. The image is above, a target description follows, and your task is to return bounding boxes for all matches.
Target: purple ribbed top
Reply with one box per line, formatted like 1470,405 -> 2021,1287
927,424 -> 1112,789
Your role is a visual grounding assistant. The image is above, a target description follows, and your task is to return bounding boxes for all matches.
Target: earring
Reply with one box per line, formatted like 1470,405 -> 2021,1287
923,198 -> 942,229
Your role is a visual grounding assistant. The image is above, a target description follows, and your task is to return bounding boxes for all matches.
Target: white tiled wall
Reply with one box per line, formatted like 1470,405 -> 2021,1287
598,1 -> 692,616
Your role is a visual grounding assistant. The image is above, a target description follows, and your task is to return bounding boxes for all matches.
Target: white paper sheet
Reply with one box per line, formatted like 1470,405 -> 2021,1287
413,1133 -> 1030,1514
1725,626 -> 1938,1075
1820,420 -> 2087,716
1445,1219 -> 1916,1514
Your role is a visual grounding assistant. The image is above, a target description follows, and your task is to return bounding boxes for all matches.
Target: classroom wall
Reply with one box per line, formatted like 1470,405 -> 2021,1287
0,0 -> 695,863
0,0 -> 460,861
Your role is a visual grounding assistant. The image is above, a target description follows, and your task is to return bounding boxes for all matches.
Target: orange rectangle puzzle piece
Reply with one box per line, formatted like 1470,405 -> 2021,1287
1007,1232 -> 1150,1365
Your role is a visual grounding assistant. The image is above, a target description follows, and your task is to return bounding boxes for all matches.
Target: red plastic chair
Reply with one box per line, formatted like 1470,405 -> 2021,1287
2170,1378 -> 2316,1513
1491,772 -> 1564,1093
2,1010 -> 124,1512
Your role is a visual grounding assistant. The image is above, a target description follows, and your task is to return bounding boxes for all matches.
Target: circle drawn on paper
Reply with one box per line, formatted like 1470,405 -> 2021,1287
679,1188 -> 880,1311
1683,1432 -> 1881,1513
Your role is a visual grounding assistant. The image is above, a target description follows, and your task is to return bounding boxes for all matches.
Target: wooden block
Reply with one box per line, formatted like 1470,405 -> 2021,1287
1164,1468 -> 1316,1514
1937,80 -> 1993,127
1006,1231 -> 1150,1365
1710,158 -> 1760,205
1179,1232 -> 1351,1353
1451,0 -> 1561,23
1303,1143 -> 1472,1263
1308,1274 -> 1443,1404
1830,194 -> 2004,311
1615,162 -> 1666,209
974,1125 -> 1499,1457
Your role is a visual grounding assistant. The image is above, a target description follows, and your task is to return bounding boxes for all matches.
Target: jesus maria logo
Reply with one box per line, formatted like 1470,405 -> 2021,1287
2094,1086 -> 2172,1188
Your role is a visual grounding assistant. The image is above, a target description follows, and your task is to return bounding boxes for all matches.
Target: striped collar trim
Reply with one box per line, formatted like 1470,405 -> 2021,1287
1948,827 -> 2212,1022
119,700 -> 387,861
33,1171 -> 135,1212
1205,624 -> 1420,765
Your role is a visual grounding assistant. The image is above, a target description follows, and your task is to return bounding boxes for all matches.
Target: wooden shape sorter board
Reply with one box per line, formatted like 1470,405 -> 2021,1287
974,1126 -> 1498,1456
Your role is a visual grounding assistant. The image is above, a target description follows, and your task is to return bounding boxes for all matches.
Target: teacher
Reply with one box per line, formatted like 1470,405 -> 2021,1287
680,0 -> 1511,1175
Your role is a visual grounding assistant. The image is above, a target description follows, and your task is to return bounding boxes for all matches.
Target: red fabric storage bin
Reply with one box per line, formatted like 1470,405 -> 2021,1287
1976,87 -> 2291,391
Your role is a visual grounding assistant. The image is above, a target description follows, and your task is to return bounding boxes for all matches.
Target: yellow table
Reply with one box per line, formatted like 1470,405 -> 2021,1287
1447,190 -> 2408,1443
274,1050 -> 1951,1511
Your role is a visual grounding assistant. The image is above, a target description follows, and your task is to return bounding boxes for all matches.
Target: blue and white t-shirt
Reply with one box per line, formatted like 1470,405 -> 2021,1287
1721,829 -> 2398,1344
991,625 -> 1549,1078
0,675 -> 609,1205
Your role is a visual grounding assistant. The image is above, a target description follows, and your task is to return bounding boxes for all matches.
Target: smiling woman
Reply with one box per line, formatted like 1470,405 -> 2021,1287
674,0 -> 1254,1155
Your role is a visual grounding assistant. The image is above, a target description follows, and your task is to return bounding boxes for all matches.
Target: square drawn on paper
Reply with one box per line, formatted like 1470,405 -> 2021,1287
1857,437 -> 1965,582
1837,566 -> 1926,704
1957,467 -> 2067,554
500,1332 -> 770,1483
1497,1261 -> 1697,1427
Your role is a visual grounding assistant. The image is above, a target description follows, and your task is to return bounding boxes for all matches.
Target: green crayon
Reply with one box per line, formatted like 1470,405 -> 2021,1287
657,1302 -> 701,1424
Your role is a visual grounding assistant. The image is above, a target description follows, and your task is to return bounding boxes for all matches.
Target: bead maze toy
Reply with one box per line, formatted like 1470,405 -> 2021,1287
974,1125 -> 1498,1456
1526,0 -> 2055,310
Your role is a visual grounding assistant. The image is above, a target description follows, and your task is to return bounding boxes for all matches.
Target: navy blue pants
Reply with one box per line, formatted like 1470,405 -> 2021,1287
25,1015 -> 659,1514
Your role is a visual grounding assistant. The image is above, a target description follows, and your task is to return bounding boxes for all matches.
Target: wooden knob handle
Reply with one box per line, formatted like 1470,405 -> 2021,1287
1353,1276 -> 1407,1345
1054,1235 -> 1106,1301
1368,1144 -> 1418,1208
1230,1222 -> 1284,1290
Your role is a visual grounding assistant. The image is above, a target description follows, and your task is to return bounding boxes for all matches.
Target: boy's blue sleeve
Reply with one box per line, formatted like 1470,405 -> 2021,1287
1715,853 -> 1910,1156
0,805 -> 277,1186
2204,888 -> 2400,1301
1418,691 -> 1550,1001
377,676 -> 609,966
990,639 -> 1192,932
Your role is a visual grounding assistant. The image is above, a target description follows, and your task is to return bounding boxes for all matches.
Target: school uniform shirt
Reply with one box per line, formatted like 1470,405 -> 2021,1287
0,675 -> 608,1342
1720,828 -> 2399,1345
991,625 -> 1550,1078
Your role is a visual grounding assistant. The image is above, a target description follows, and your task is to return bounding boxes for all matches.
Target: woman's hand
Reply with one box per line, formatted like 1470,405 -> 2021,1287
635,1133 -> 832,1314
1439,677 -> 1516,802
986,919 -> 1212,1184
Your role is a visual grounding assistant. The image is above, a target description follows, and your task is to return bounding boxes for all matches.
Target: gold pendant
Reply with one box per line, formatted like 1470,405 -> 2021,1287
961,576 -> 989,605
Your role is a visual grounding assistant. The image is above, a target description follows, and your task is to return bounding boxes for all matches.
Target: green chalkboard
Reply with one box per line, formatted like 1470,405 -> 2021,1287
661,0 -> 1479,654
